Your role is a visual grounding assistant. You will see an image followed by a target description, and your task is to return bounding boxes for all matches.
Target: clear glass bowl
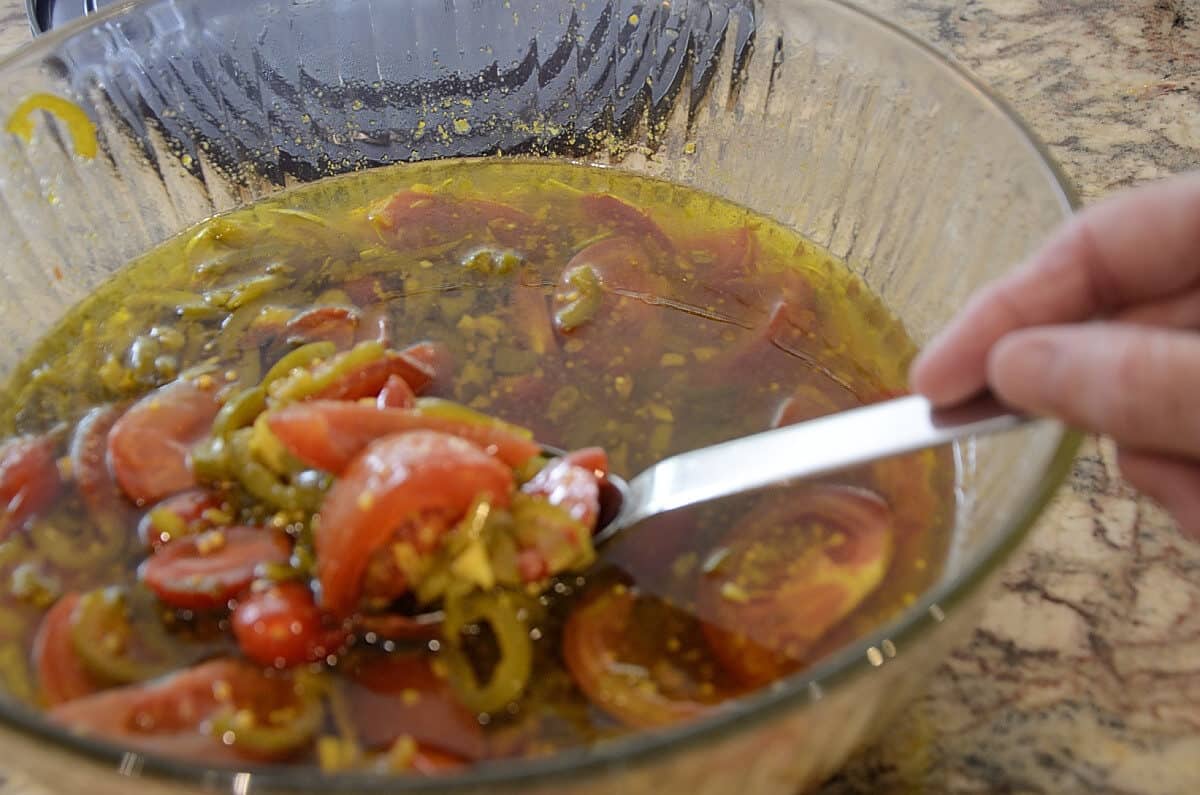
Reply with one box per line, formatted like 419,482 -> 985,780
0,0 -> 1078,792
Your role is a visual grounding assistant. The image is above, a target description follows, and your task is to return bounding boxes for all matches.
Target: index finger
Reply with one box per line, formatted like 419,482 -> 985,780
910,171 -> 1200,406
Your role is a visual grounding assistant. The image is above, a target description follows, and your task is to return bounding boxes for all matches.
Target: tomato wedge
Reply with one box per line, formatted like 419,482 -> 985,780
0,434 -> 61,540
49,658 -> 311,764
695,486 -> 895,687
342,653 -> 485,759
563,583 -> 717,729
267,400 -> 539,474
70,405 -> 137,536
232,582 -> 347,668
285,306 -> 360,350
140,526 -> 290,611
315,431 -> 513,617
108,379 -> 220,505
33,593 -> 103,706
137,489 -> 224,551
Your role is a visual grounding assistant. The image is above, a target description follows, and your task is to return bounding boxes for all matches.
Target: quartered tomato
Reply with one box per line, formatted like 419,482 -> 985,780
0,434 -> 61,540
232,582 -> 347,668
342,653 -> 485,760
69,404 -> 137,536
48,658 -> 316,763
315,431 -> 514,617
108,379 -> 220,505
139,526 -> 290,611
695,486 -> 895,687
563,583 -> 721,729
267,400 -> 539,474
33,593 -> 102,706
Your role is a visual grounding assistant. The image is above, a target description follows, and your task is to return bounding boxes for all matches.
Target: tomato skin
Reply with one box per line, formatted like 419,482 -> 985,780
108,379 -> 220,505
48,658 -> 304,764
376,375 -> 416,409
395,340 -> 453,395
316,431 -> 514,617
267,400 -> 539,474
70,405 -> 138,536
0,434 -> 61,540
232,583 -> 347,668
136,489 -> 224,551
411,745 -> 468,774
563,584 -> 711,729
33,593 -> 102,706
285,306 -> 360,350
696,486 -> 895,687
139,526 -> 291,611
343,653 -> 485,759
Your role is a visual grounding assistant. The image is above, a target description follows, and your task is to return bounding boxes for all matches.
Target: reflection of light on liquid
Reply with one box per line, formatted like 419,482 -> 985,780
233,772 -> 252,795
928,604 -> 945,622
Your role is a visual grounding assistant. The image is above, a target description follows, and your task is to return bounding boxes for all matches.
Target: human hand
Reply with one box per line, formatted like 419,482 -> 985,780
909,172 -> 1200,539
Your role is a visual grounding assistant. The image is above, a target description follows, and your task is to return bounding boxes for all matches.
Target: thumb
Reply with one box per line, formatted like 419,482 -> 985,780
988,323 -> 1200,459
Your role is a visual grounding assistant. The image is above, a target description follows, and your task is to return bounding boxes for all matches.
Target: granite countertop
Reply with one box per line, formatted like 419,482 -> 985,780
0,1 -> 1197,793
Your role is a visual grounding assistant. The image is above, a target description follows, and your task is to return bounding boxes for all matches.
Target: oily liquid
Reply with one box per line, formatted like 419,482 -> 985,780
0,160 -> 954,760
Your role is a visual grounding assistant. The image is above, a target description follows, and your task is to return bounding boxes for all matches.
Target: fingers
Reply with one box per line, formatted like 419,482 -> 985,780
1116,448 -> 1200,541
1116,286 -> 1200,329
911,172 -> 1200,406
986,323 -> 1200,458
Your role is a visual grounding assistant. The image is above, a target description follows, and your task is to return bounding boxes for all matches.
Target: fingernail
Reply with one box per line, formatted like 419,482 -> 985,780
989,333 -> 1059,403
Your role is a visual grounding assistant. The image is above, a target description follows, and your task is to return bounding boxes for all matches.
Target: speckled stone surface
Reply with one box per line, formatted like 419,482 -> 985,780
0,1 -> 1197,793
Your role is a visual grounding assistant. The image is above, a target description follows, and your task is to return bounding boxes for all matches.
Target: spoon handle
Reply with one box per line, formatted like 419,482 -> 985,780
618,394 -> 1035,528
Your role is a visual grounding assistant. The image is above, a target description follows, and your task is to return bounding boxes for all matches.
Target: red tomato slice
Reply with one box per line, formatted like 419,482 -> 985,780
376,374 -> 417,409
563,583 -> 715,729
562,447 -> 609,478
465,198 -> 538,248
69,405 -> 137,537
521,456 -> 601,529
370,191 -> 481,250
49,658 -> 304,764
394,340 -> 452,394
33,593 -> 103,706
136,489 -> 224,551
695,486 -> 895,687
232,582 -> 347,668
579,194 -> 674,254
315,431 -> 513,617
267,400 -> 539,474
140,526 -> 291,611
343,653 -> 486,759
310,347 -> 435,402
552,237 -> 666,369
0,434 -> 61,540
285,306 -> 360,350
108,379 -> 220,505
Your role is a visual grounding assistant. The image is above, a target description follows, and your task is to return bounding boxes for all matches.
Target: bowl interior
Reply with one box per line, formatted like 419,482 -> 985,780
0,0 -> 1075,789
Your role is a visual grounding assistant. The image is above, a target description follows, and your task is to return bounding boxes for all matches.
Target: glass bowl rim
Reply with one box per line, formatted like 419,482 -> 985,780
0,0 -> 1081,789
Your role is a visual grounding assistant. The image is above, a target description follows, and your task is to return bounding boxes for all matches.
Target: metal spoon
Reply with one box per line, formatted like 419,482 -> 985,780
587,393 -> 1033,545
